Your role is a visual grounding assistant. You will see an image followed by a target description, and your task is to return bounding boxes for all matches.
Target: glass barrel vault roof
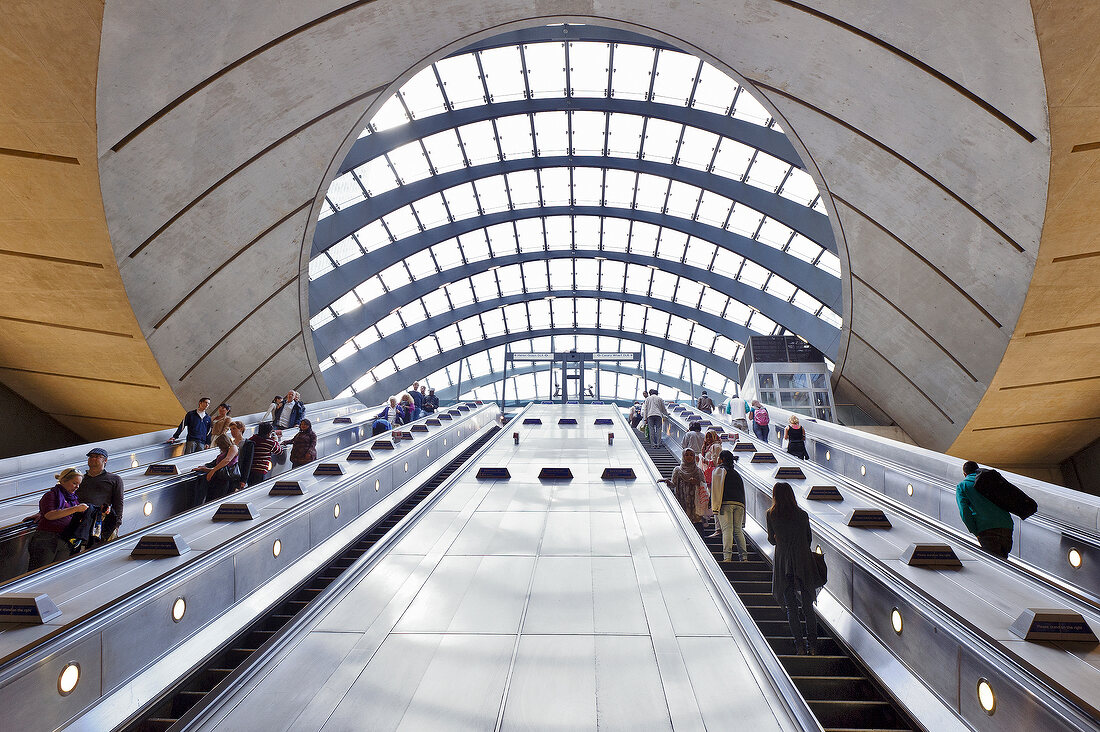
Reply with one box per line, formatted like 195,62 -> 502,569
307,25 -> 843,405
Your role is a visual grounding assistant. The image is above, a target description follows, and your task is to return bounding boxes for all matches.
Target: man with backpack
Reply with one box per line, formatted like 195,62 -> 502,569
955,460 -> 1037,559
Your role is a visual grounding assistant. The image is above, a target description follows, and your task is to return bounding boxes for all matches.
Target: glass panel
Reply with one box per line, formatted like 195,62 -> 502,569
711,138 -> 754,181
507,170 -> 541,209
610,44 -> 655,100
459,120 -> 498,165
382,206 -> 420,240
573,216 -> 601,248
434,54 -> 484,110
524,42 -> 567,98
813,390 -> 831,406
780,390 -> 811,407
522,260 -> 549,291
758,373 -> 775,389
422,128 -> 466,174
651,49 -> 698,106
495,114 -> 533,159
400,65 -> 447,119
568,42 -> 610,97
571,111 -> 606,155
601,217 -> 630,251
692,62 -> 738,114
533,111 -> 569,156
810,373 -> 827,389
355,156 -> 400,197
606,113 -> 644,157
539,168 -> 571,206
387,141 -> 431,185
544,216 -> 571,250
480,46 -> 526,102
641,118 -> 681,163
370,94 -> 409,132
777,373 -> 808,389
602,170 -> 636,208
412,194 -> 449,230
572,167 -> 603,206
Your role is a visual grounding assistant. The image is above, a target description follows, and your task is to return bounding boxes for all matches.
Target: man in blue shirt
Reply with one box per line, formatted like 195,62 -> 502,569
409,381 -> 424,420
956,460 -> 1014,558
167,397 -> 212,454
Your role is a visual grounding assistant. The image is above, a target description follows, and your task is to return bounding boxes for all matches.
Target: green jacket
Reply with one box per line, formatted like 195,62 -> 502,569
956,472 -> 1013,534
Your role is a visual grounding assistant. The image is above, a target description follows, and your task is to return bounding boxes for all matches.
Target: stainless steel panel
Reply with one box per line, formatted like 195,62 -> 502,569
389,510 -> 463,556
1,631 -> 102,731
314,553 -> 423,633
446,511 -> 545,556
635,512 -> 690,557
233,518 -> 311,600
540,512 -> 630,556
394,555 -> 535,633
649,556 -> 730,636
307,485 -> 359,547
592,635 -> 673,731
500,635 -> 597,730
476,481 -> 555,512
101,555 -> 236,690
678,636 -> 787,732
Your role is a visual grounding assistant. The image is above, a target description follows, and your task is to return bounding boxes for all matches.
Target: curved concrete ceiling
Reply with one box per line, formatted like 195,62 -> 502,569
87,2 -> 1058,458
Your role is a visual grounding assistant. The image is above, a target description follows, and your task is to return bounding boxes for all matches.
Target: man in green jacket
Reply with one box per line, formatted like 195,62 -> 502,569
956,461 -> 1014,558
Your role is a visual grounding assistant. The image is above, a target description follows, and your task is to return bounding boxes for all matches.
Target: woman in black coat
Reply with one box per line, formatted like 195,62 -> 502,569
767,482 -> 826,654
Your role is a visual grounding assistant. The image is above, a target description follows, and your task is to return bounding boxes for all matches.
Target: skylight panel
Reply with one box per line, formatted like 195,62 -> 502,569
733,91 -> 772,126
382,206 -> 420,239
473,175 -> 509,213
646,309 -> 671,336
745,154 -> 790,193
458,120 -> 499,165
812,197 -> 828,215
606,113 -> 644,157
692,62 -> 739,115
551,297 -> 574,326
319,356 -> 335,371
666,315 -> 693,342
765,277 -> 796,301
575,259 -> 598,290
792,290 -> 822,316
331,291 -> 361,317
651,49 -> 698,106
464,349 -> 491,375
633,174 -> 668,212
599,298 -> 623,326
317,198 -> 335,220
533,111 -> 569,156
514,218 -> 545,250
711,248 -> 744,278
695,191 -> 732,229
622,302 -> 646,328
817,250 -> 841,277
656,228 -> 688,261
779,167 -> 818,207
495,114 -> 533,159
547,258 -> 573,289
332,341 -> 357,363
458,232 -> 490,263
521,260 -> 549,291
328,236 -> 363,267
664,181 -> 702,219
539,167 -> 571,206
571,111 -> 606,155
711,138 -> 754,181
497,264 -> 524,295
502,302 -> 528,331
724,300 -> 752,325
428,239 -> 460,271
328,172 -> 366,211
446,279 -> 475,307
355,219 -> 392,253
641,118 -> 681,163
738,260 -> 770,289
748,311 -> 778,335
568,42 -> 610,97
422,128 -> 465,174
486,222 -> 517,254
417,338 -> 441,357
413,193 -> 450,230
309,308 -> 335,331
457,316 -> 484,343
757,218 -> 794,249
370,94 -> 410,132
675,279 -> 703,305
528,299 -> 552,328
399,65 -> 447,119
354,276 -> 386,305
702,370 -> 726,392
676,126 -> 719,170
372,359 -> 397,381
819,308 -> 842,328
308,254 -> 334,281
576,298 -> 598,324
726,205 -> 762,238
480,46 -> 526,102
438,182 -> 477,221
573,216 -> 601,247
786,233 -> 822,264
435,54 -> 485,110
481,308 -> 505,336
404,248 -> 437,278
422,289 -> 451,316
650,269 -> 678,298
544,216 -> 571,250
400,301 -> 427,328
469,270 -> 499,299
610,44 -> 655,100
435,324 -> 462,351
507,170 -> 541,209
629,222 -> 659,255
524,42 -> 567,99
375,312 -> 404,338
354,156 -> 400,197
699,289 -> 727,315
601,218 -> 630,251
602,169 -> 636,208
387,141 -> 432,185
572,167 -> 603,206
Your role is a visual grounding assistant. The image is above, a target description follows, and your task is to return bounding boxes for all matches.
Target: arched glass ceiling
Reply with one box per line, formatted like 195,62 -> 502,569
308,26 -> 843,402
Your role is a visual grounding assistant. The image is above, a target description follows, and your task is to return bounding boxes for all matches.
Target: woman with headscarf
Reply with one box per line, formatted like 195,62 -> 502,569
767,482 -> 826,655
660,448 -> 707,530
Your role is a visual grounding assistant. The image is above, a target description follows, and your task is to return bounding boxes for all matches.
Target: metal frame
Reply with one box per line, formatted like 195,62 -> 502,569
311,249 -> 841,358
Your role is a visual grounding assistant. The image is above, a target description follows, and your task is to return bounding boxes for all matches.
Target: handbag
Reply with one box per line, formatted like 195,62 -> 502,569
812,550 -> 828,587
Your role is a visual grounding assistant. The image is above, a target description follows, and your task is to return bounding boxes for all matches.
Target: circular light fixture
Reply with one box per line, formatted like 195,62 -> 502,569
404,462 -> 409,472
891,608 -> 903,634
131,457 -> 139,468
333,503 -> 341,519
906,484 -> 914,496
977,679 -> 996,714
171,597 -> 186,623
272,539 -> 282,558
825,450 -> 831,461
335,437 -> 340,446
143,501 -> 153,516
58,662 -> 80,696
860,465 -> 867,476
1069,548 -> 1083,569
444,439 -> 448,446
425,449 -> 430,458
375,479 -> 380,491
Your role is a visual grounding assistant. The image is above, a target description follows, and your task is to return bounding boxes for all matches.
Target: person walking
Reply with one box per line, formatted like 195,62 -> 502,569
168,397 -> 213,453
956,461 -> 1014,558
643,389 -> 670,447
681,421 -> 705,455
711,450 -> 747,562
247,422 -> 284,486
749,399 -> 771,442
697,390 -> 715,414
28,468 -> 88,570
289,418 -> 318,468
78,447 -> 124,545
767,482 -> 826,655
783,415 -> 809,460
660,449 -> 707,531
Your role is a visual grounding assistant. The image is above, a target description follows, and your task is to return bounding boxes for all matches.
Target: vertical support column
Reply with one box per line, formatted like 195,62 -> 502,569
455,359 -> 463,407
499,348 -> 508,411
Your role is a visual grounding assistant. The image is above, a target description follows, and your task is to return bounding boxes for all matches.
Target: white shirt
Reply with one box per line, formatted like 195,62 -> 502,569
643,394 -> 669,419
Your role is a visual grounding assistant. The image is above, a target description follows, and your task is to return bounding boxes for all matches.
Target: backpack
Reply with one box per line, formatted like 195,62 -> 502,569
753,407 -> 770,426
973,469 -> 1038,520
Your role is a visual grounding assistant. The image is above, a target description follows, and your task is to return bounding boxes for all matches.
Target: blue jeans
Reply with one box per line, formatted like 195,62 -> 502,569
752,422 -> 769,442
647,416 -> 663,446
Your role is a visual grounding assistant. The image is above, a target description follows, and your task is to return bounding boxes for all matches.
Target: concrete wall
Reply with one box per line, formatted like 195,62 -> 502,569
0,382 -> 82,458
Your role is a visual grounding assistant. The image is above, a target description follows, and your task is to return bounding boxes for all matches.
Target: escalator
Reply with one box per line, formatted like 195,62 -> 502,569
640,441 -> 921,732
125,425 -> 501,732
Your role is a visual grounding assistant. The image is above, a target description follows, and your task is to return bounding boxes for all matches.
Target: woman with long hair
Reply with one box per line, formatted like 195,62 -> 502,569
767,482 -> 826,654
710,450 -> 747,562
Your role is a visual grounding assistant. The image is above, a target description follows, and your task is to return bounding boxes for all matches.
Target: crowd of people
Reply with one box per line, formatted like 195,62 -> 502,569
26,387 -> 311,571
371,382 -> 438,435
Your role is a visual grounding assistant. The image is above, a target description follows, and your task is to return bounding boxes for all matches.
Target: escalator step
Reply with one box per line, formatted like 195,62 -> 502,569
791,675 -> 879,701
766,636 -> 841,656
141,718 -> 177,732
169,690 -> 207,716
808,700 -> 900,729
